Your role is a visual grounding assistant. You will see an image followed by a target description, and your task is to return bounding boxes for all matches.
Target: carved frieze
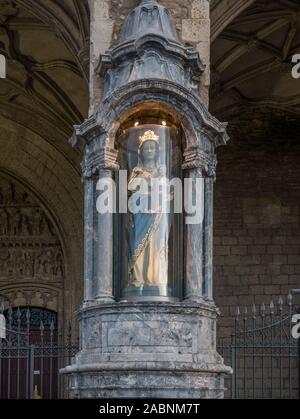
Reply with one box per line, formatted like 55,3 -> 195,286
0,178 -> 64,283
0,288 -> 59,312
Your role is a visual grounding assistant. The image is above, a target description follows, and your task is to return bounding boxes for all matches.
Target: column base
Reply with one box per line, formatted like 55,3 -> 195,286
67,369 -> 226,399
62,301 -> 231,399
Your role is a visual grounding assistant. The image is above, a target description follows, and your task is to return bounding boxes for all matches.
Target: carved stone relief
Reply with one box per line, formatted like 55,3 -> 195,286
0,177 -> 64,313
0,178 -> 64,283
0,287 -> 59,312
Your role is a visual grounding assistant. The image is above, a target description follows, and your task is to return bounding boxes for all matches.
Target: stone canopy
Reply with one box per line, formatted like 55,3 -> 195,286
97,0 -> 205,99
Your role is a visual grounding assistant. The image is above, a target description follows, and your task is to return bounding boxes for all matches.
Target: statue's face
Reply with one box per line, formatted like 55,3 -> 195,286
141,140 -> 158,162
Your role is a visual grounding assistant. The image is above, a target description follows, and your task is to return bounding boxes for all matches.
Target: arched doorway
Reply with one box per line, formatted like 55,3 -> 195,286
0,307 -> 58,399
0,175 -> 76,399
0,305 -> 77,400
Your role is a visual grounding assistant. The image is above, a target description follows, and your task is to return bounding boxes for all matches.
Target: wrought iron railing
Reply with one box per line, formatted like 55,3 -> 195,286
0,305 -> 78,399
1,293 -> 299,400
218,290 -> 300,399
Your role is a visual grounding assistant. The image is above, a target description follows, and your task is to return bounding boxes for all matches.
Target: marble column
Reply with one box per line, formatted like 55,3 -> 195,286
93,168 -> 115,303
183,167 -> 205,302
80,141 -> 119,306
83,171 -> 95,302
203,177 -> 214,300
183,146 -> 217,303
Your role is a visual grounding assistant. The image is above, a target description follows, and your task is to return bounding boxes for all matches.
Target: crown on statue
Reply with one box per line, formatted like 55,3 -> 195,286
139,130 -> 160,147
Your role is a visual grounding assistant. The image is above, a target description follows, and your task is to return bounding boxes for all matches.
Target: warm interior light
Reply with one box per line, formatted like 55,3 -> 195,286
134,122 -> 139,127
162,121 -> 167,126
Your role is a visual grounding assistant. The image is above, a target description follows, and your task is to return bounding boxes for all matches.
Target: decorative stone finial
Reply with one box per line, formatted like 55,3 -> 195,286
117,0 -> 179,45
98,0 -> 205,98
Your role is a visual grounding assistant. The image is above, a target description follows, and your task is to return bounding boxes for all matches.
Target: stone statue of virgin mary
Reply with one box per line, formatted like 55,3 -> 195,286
127,130 -> 171,297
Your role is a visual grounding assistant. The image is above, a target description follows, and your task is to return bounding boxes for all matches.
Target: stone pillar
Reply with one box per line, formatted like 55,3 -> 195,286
182,0 -> 211,105
93,168 -> 115,302
77,125 -> 119,306
183,146 -> 217,303
82,171 -> 95,302
183,167 -> 205,302
204,177 -> 214,300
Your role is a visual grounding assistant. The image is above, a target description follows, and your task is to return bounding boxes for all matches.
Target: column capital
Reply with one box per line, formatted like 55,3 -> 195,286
182,146 -> 217,179
70,116 -> 105,151
82,146 -> 119,179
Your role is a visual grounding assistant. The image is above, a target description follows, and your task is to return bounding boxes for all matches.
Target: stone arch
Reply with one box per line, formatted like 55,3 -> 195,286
0,115 -> 84,326
0,286 -> 61,316
94,80 -> 228,150
0,174 -> 65,322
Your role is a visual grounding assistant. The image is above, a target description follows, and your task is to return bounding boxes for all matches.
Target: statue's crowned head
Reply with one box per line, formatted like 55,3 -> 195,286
138,130 -> 160,165
139,130 -> 159,148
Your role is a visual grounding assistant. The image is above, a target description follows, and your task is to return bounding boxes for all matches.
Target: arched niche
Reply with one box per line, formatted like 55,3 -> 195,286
114,108 -> 185,301
94,80 -> 228,152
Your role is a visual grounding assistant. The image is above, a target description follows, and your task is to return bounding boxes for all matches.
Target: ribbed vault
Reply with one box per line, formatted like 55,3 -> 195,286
211,0 -> 300,120
0,0 -> 89,164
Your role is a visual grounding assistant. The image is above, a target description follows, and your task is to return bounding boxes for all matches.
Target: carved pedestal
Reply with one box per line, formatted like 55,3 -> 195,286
64,301 -> 230,399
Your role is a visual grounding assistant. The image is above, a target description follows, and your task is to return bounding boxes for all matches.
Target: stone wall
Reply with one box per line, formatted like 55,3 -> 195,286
214,113 -> 300,338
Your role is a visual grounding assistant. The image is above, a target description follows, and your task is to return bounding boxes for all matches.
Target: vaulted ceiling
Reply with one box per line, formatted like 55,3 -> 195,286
0,0 -> 89,161
13,0 -> 90,71
211,0 -> 300,123
1,0 -> 299,153
211,0 -> 256,41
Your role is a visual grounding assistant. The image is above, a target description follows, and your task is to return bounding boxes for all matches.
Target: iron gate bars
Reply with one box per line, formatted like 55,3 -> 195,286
0,306 -> 78,399
218,291 -> 300,399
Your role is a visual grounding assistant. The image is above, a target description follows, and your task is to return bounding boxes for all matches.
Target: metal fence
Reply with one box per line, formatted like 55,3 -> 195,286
0,306 -> 78,399
1,295 -> 300,400
218,291 -> 300,399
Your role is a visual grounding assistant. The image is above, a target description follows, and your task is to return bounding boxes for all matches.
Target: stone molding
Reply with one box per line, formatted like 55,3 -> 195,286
82,147 -> 119,179
183,146 -> 218,178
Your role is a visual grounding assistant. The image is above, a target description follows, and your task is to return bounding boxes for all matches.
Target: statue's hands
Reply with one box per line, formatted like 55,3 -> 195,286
158,165 -> 167,176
